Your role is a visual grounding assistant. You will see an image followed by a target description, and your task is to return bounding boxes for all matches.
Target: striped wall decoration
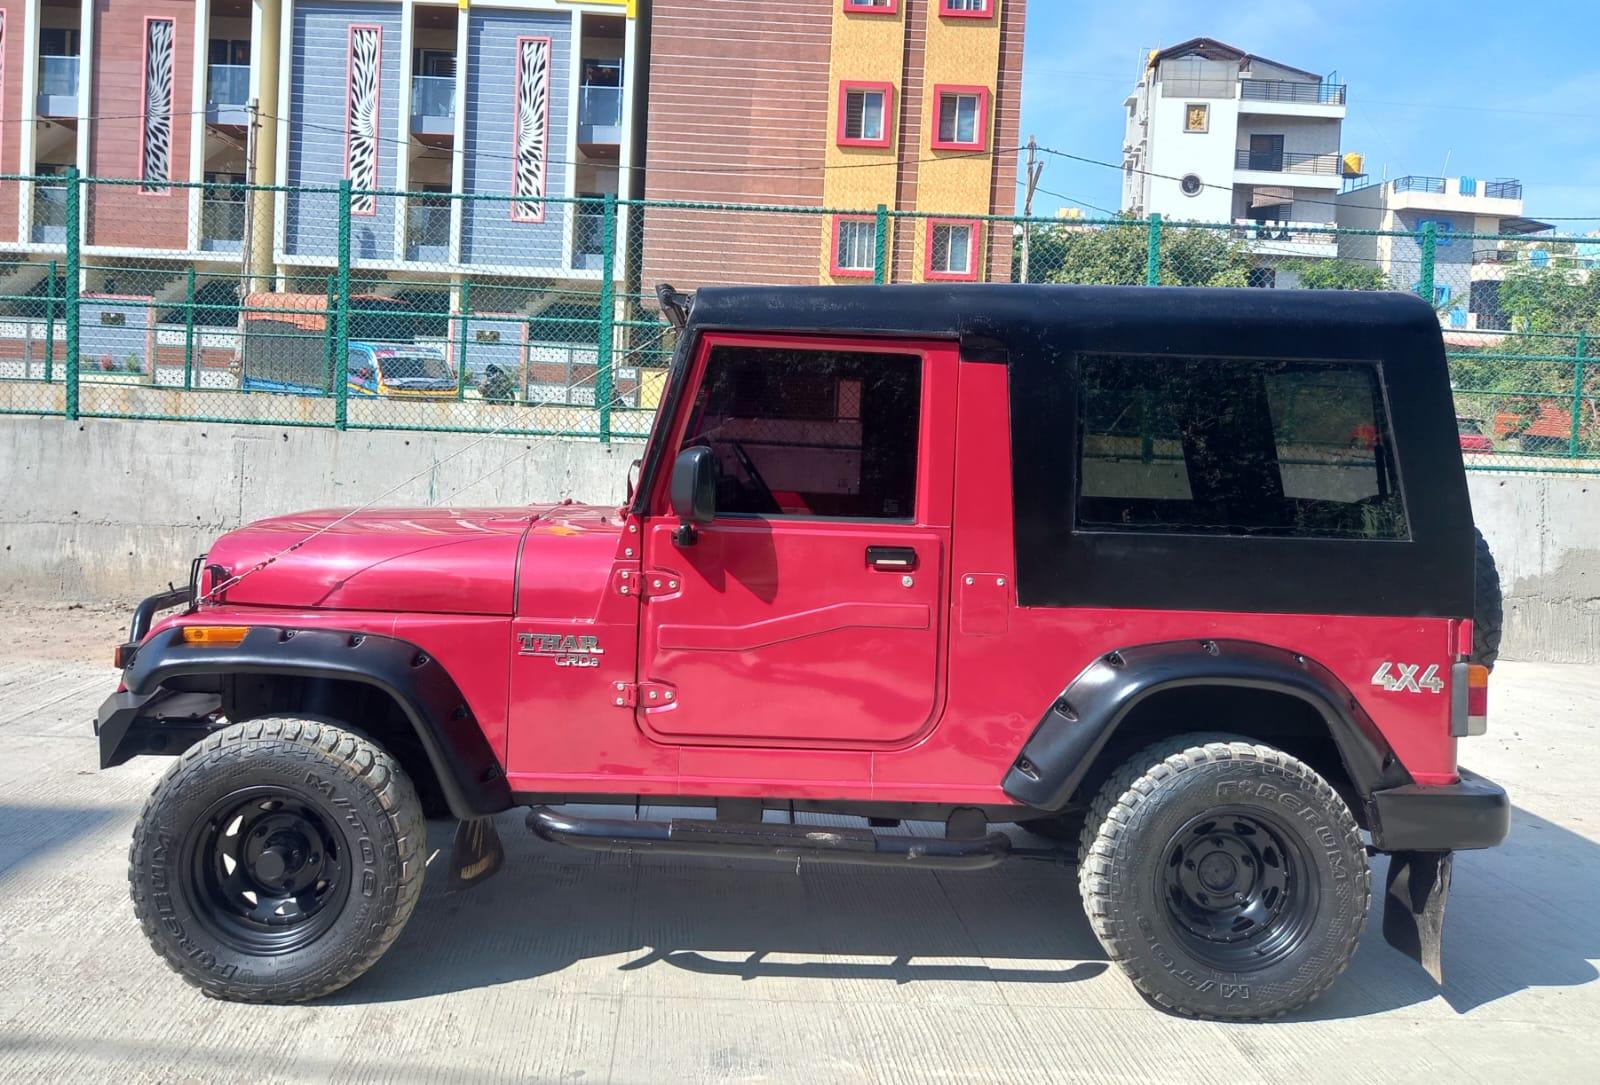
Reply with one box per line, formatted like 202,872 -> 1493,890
345,25 -> 383,214
141,18 -> 175,193
511,36 -> 551,222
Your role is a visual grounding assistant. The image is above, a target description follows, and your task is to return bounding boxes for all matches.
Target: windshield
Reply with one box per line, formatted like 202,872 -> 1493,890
380,353 -> 452,381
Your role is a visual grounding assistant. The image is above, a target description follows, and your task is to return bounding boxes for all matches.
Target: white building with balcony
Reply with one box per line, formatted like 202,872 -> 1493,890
1122,38 -> 1360,280
1335,176 -> 1552,331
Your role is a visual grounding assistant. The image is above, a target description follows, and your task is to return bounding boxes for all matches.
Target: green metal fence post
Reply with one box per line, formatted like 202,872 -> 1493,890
334,179 -> 352,430
456,279 -> 471,401
873,204 -> 889,285
182,266 -> 197,390
1418,221 -> 1437,305
595,194 -> 617,444
1572,331 -> 1588,459
43,260 -> 57,383
1144,213 -> 1162,286
64,168 -> 80,420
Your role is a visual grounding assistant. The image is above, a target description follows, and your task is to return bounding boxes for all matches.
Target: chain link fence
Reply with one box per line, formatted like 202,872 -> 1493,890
1,173 -> 1594,472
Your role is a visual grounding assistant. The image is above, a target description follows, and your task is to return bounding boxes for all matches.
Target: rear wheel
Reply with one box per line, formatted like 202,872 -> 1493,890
1473,527 -> 1503,670
1077,736 -> 1369,1020
129,717 -> 426,1002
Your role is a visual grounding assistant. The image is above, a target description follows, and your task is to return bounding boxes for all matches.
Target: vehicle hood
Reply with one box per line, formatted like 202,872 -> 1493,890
206,503 -> 621,616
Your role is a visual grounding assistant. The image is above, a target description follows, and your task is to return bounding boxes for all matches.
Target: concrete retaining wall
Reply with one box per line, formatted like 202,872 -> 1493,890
1468,474 -> 1600,664
2,417 -> 1595,662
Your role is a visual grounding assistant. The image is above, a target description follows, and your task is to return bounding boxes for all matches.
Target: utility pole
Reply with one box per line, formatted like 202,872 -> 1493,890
1020,135 -> 1044,284
240,98 -> 260,303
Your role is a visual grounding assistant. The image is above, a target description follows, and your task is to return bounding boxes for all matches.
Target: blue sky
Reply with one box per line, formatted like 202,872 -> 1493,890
1017,0 -> 1600,230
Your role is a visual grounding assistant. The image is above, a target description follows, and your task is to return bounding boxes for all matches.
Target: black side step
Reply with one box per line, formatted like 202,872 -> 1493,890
527,807 -> 1011,870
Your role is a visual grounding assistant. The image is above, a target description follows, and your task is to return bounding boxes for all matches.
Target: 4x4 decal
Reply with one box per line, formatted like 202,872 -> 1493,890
1371,661 -> 1444,694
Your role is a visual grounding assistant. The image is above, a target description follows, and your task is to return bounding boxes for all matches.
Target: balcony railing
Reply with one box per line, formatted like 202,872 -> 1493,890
410,76 -> 455,136
207,64 -> 250,111
31,184 -> 67,244
37,55 -> 78,116
1472,247 -> 1519,265
201,198 -> 245,251
1231,218 -> 1339,256
1240,79 -> 1347,106
579,85 -> 622,129
1393,175 -> 1447,195
1484,179 -> 1523,200
1234,149 -> 1341,176
405,200 -> 452,260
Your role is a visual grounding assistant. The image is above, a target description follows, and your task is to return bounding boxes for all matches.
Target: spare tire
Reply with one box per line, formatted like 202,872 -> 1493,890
1473,527 -> 1503,670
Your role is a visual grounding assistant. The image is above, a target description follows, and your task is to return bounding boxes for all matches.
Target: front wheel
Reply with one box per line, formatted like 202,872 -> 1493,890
1077,737 -> 1370,1020
129,717 -> 426,1002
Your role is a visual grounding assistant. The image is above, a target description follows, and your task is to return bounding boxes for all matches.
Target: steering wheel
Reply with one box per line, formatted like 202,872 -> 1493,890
729,440 -> 782,515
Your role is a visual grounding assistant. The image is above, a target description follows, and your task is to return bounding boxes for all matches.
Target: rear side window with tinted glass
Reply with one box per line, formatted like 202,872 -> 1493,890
1076,353 -> 1407,539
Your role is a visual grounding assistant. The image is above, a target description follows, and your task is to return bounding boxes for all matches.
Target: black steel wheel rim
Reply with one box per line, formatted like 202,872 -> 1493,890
183,786 -> 352,955
1158,805 -> 1318,972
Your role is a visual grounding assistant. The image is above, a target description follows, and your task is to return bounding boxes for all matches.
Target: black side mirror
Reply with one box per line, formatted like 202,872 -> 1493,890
670,446 -> 717,545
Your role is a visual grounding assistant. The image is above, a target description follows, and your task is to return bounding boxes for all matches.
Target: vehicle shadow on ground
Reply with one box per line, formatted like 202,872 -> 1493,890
1296,803 -> 1600,1021
334,804 -> 1600,1019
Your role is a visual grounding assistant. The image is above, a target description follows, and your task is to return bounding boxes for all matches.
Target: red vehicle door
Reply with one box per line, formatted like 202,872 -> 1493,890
636,333 -> 957,748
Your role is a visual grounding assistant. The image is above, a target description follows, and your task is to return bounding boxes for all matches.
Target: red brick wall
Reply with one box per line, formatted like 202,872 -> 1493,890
0,5 -> 24,243
986,0 -> 1025,281
86,1 -> 196,249
640,0 -> 833,289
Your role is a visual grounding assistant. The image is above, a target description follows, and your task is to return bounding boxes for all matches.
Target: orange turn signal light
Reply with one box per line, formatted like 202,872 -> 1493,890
180,625 -> 250,647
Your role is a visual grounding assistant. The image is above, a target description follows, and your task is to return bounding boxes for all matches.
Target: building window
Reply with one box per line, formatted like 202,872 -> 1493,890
940,0 -> 994,17
843,0 -> 899,12
925,219 -> 981,281
140,18 -> 176,195
837,81 -> 894,148
832,216 -> 877,278
932,86 -> 989,151
1076,354 -> 1407,540
679,345 -> 922,520
1184,102 -> 1208,133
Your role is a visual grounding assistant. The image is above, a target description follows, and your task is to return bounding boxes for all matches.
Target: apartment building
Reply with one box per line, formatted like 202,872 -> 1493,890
1335,175 -> 1552,331
0,0 -> 642,311
1122,38 -> 1360,278
638,0 -> 1027,289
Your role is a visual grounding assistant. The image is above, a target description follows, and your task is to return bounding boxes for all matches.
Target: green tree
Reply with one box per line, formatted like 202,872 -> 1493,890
1283,259 -> 1388,291
1031,218 -> 1254,288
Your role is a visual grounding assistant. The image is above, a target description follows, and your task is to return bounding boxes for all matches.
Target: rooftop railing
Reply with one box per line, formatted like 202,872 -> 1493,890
1240,79 -> 1347,106
1234,149 -> 1342,175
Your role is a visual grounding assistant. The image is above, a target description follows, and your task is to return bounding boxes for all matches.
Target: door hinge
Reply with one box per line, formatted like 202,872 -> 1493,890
614,569 -> 682,599
611,680 -> 677,708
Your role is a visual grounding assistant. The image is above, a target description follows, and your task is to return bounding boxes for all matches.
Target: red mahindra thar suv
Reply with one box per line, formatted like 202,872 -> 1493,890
98,284 -> 1508,1020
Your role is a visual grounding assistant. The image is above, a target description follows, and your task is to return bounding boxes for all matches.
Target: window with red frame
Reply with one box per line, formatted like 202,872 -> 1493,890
838,82 -> 893,147
934,88 -> 988,150
941,0 -> 994,16
927,221 -> 979,279
833,217 -> 877,277
843,0 -> 898,12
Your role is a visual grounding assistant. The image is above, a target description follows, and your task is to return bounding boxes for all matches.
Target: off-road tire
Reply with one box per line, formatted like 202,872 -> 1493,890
1077,736 -> 1370,1020
1473,527 -> 1503,670
129,717 -> 426,1002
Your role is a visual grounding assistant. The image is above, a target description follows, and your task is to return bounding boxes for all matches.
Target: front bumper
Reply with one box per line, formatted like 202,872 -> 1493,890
1370,768 -> 1510,852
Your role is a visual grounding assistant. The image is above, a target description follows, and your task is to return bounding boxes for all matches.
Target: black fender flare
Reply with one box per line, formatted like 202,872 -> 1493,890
96,625 -> 511,819
1000,639 -> 1411,813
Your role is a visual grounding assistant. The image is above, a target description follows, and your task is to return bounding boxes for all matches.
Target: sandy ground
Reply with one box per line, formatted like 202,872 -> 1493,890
0,617 -> 1595,1083
0,601 -> 131,664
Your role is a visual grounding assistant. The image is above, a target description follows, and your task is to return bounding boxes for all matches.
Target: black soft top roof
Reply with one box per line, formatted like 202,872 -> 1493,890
686,285 -> 1443,366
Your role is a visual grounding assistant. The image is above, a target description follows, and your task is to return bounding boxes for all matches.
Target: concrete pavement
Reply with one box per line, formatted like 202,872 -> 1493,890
2,653 -> 1597,1084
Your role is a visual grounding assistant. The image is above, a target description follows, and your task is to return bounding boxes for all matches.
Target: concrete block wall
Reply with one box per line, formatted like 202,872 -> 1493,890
1,417 -> 1594,664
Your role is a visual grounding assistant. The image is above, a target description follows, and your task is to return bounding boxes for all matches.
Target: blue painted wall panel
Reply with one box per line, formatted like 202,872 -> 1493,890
461,10 -> 571,269
285,1 -> 403,262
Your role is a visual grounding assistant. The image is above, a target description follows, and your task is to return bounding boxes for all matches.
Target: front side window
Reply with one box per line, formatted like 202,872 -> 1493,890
933,86 -> 988,149
844,0 -> 899,11
1076,354 -> 1407,539
941,0 -> 993,15
679,345 -> 922,519
926,220 -> 979,280
833,216 -> 877,277
838,82 -> 893,147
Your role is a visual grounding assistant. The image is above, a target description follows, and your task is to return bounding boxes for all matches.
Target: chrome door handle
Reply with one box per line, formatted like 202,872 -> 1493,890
866,546 -> 918,570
